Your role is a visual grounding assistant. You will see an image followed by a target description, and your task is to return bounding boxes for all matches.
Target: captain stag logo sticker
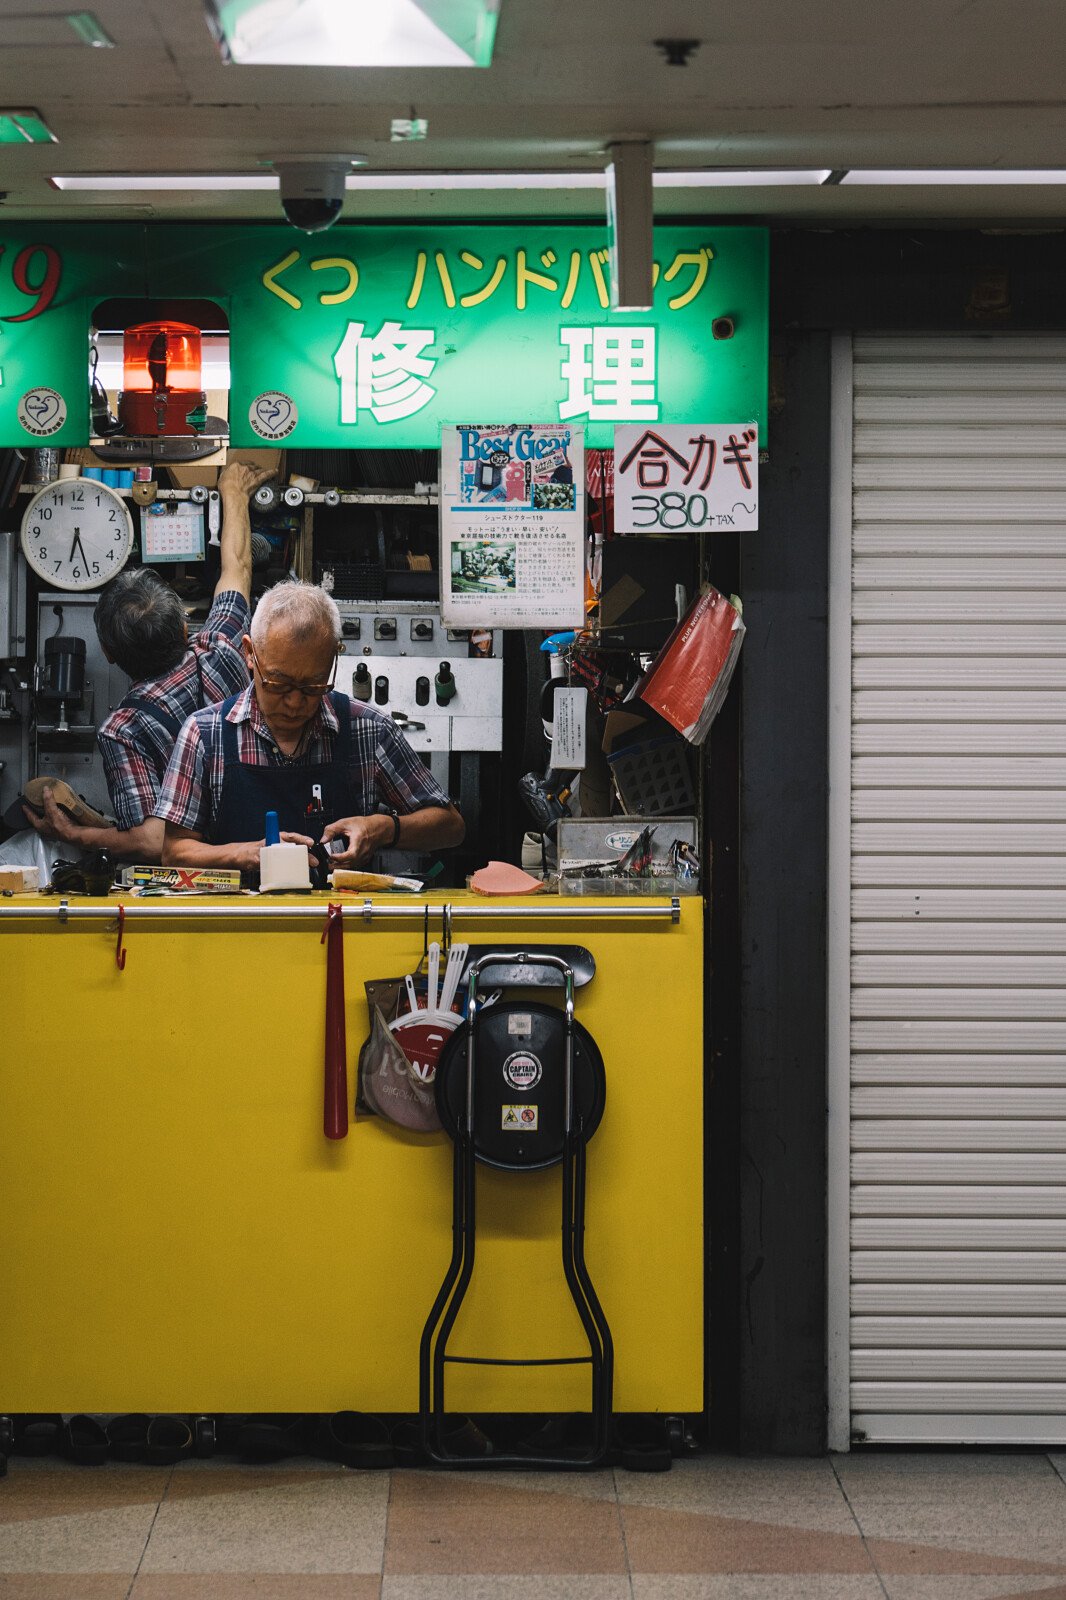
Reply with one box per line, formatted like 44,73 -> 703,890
18,387 -> 67,437
502,1050 -> 542,1091
249,390 -> 298,440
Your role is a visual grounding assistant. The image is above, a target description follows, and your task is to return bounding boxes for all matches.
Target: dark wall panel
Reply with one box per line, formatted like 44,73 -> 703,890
735,330 -> 831,1454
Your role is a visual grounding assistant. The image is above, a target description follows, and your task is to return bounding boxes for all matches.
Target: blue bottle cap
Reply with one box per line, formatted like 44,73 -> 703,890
264,810 -> 280,846
83,467 -> 103,481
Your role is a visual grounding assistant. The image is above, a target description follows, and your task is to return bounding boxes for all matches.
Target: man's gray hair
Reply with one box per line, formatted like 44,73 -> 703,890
94,568 -> 188,682
250,581 -> 341,648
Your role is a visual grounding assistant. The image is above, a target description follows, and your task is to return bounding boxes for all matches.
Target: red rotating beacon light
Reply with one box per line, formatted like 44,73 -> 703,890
118,320 -> 208,438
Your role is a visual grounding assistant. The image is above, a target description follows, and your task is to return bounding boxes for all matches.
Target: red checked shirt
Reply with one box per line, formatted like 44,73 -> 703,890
97,590 -> 251,829
154,683 -> 452,838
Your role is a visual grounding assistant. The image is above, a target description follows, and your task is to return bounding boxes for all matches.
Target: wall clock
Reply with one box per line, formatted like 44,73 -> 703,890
20,476 -> 135,591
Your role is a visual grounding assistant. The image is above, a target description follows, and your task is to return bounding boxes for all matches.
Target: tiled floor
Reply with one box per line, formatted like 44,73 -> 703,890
1,1451 -> 1065,1599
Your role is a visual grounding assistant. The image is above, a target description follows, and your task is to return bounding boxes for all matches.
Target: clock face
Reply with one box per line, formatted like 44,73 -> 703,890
20,478 -> 135,592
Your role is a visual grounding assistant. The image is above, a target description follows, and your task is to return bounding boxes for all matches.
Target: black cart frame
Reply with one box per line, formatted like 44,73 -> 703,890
418,950 -> 614,1468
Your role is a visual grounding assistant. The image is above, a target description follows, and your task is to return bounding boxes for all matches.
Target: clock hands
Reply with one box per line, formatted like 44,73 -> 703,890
69,527 -> 90,573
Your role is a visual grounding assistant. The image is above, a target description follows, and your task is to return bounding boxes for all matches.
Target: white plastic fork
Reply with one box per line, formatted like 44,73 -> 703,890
427,941 -> 441,1014
437,941 -> 470,1015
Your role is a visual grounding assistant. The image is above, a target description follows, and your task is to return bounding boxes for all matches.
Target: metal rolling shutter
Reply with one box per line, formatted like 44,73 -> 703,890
849,335 -> 1066,1444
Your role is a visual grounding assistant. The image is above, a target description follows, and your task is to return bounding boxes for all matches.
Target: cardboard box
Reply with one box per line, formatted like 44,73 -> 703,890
0,865 -> 41,892
599,536 -> 698,652
117,864 -> 242,892
166,446 -> 283,489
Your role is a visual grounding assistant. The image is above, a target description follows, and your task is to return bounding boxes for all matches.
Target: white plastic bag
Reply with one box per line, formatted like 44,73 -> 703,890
0,829 -> 86,884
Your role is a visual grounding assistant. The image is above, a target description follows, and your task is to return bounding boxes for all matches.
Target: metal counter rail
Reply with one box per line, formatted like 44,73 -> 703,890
0,897 -> 682,925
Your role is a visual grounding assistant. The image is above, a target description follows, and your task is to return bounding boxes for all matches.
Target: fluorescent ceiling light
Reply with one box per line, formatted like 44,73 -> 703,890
656,169 -> 833,187
66,10 -> 114,46
53,166 -> 1066,196
350,172 -> 605,189
0,109 -> 57,144
51,174 -> 279,190
50,168 -> 838,193
206,0 -> 500,68
840,169 -> 1066,185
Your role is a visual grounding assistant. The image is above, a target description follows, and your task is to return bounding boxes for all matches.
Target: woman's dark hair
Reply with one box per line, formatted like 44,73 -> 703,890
93,569 -> 188,682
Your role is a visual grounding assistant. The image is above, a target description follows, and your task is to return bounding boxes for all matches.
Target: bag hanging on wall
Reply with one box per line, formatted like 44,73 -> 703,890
356,977 -> 443,1134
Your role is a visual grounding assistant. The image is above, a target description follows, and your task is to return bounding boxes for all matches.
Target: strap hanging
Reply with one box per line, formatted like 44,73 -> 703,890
322,902 -> 348,1140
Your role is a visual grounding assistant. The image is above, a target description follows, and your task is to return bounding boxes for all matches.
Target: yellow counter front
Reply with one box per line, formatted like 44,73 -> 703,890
1,892 -> 703,1416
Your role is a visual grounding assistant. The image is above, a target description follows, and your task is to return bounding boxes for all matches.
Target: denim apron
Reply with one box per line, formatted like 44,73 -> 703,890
210,691 -> 358,865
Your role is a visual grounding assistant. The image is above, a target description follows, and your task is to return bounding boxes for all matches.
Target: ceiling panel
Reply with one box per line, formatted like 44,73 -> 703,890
0,0 -> 1062,222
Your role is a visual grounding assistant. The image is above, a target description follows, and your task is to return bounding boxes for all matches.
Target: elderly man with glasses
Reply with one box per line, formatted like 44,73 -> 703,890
155,579 -> 464,877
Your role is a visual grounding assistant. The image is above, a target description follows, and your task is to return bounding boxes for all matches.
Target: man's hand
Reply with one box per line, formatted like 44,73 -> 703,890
22,786 -> 86,845
218,832 -> 314,874
163,821 -> 316,872
218,461 -> 274,500
320,814 -> 391,867
21,802 -> 57,841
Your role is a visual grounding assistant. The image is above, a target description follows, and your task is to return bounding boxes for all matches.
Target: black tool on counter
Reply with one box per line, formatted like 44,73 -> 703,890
50,850 -> 113,895
307,833 -> 348,888
419,950 -> 613,1468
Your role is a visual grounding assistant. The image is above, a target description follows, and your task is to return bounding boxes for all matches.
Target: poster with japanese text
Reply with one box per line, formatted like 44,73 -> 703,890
614,424 -> 759,533
440,424 -> 585,629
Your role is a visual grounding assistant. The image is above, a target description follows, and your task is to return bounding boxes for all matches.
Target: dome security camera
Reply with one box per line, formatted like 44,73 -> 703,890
274,160 -> 351,233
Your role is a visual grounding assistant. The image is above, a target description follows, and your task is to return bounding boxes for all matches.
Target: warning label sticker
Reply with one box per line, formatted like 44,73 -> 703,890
502,1103 -> 538,1131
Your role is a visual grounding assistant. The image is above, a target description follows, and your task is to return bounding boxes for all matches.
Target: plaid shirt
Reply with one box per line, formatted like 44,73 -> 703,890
155,683 -> 452,838
97,590 -> 251,828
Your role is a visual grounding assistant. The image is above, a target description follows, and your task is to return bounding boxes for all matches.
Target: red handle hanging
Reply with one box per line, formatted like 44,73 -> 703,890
114,904 -> 127,971
321,902 -> 348,1140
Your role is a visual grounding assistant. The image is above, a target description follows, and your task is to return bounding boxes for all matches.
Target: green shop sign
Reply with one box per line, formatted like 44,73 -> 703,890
0,223 -> 768,449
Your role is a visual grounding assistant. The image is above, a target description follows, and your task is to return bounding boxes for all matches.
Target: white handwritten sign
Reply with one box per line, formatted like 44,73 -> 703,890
614,423 -> 759,533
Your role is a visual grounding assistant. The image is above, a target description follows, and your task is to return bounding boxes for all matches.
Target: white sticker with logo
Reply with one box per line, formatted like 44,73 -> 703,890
502,1103 -> 539,1130
507,1012 -> 533,1036
502,1050 -> 542,1091
249,390 -> 298,440
18,387 -> 67,437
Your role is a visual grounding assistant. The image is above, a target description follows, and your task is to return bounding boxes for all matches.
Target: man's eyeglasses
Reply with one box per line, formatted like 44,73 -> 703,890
249,642 -> 337,700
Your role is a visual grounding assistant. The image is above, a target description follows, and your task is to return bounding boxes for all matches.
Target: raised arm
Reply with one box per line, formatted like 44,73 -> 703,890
215,461 -> 274,603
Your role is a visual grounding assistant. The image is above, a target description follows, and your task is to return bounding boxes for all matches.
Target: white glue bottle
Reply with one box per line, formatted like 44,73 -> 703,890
258,808 -> 311,893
